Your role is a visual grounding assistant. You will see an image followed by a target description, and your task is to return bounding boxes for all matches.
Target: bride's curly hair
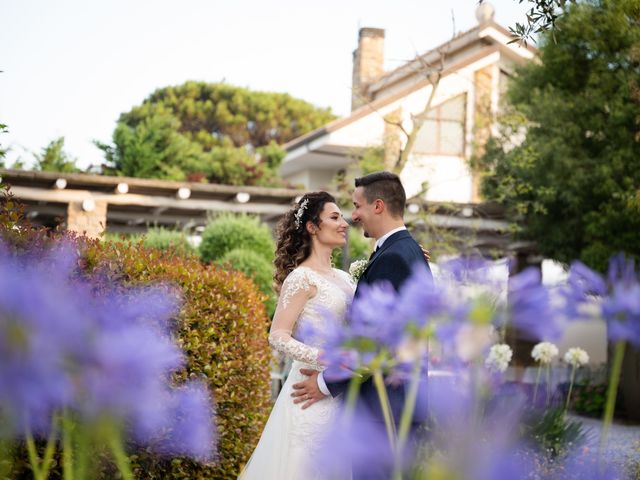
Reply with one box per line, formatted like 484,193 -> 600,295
273,191 -> 336,293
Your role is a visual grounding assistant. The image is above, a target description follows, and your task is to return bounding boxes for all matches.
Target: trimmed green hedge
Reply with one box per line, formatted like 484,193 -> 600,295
219,248 -> 276,316
199,214 -> 274,264
103,227 -> 196,258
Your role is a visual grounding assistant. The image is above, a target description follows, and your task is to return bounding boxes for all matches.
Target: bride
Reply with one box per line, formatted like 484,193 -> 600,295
239,191 -> 354,480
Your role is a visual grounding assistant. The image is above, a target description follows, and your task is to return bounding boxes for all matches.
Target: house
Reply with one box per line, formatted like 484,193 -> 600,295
280,3 -> 535,203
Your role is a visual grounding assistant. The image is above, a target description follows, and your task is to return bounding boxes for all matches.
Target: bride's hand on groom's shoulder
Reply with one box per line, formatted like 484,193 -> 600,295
291,368 -> 327,410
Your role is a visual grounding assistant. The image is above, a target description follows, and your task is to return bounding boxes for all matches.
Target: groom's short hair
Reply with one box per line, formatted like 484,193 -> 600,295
355,171 -> 406,218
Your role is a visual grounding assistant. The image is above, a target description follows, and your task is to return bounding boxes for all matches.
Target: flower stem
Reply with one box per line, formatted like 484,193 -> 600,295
373,368 -> 397,453
564,365 -> 576,415
345,372 -> 364,417
394,359 -> 423,480
397,359 -> 422,454
25,431 -> 43,480
600,340 -> 626,451
61,410 -> 74,480
106,426 -> 133,480
533,365 -> 542,405
545,364 -> 551,406
25,416 -> 57,480
0,438 -> 13,480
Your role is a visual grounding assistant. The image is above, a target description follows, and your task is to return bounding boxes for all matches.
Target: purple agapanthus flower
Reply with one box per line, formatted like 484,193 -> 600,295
565,254 -> 640,347
439,255 -> 496,285
395,266 -> 448,328
602,255 -> 640,347
313,409 -> 399,478
0,241 -> 216,460
297,308 -> 356,382
0,244 -> 91,432
151,381 -> 217,461
349,281 -> 404,348
508,267 -> 564,341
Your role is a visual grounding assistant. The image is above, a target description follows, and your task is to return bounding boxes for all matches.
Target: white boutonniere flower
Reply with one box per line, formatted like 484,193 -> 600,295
349,259 -> 368,281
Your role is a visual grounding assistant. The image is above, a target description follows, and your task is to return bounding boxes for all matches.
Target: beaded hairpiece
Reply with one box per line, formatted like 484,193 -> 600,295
294,198 -> 309,230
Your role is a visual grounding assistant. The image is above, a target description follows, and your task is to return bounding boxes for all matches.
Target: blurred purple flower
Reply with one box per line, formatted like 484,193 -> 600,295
350,281 -> 404,347
0,245 -> 89,432
602,254 -> 640,347
297,310 -> 355,382
508,267 -> 563,341
395,266 -> 448,328
151,381 -> 216,461
568,261 -> 607,297
439,255 -> 495,285
314,409 -> 398,478
0,241 -> 216,460
607,253 -> 637,287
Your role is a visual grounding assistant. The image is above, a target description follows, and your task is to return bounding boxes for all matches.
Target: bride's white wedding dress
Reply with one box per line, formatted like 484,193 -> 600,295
239,266 -> 354,480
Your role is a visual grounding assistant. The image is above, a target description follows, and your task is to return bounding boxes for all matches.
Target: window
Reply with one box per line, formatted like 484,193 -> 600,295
413,94 -> 466,155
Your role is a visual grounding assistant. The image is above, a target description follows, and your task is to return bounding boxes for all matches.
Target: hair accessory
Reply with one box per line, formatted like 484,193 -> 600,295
294,198 -> 309,230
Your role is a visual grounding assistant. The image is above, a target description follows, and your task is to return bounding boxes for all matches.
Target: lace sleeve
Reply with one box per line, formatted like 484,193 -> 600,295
268,269 -> 322,368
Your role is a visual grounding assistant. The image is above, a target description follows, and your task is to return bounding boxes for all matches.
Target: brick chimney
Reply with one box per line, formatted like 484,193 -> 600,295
351,27 -> 385,111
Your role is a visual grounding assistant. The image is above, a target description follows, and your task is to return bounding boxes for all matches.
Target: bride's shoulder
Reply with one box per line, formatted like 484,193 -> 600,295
283,266 -> 314,285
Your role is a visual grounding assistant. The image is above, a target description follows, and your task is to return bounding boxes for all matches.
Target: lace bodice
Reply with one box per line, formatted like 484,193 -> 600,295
269,266 -> 355,369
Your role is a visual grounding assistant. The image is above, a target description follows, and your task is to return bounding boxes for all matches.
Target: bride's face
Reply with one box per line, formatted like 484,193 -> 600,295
312,202 -> 348,248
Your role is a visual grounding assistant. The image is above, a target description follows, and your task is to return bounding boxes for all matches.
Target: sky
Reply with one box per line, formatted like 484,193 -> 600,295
1,0 -> 530,170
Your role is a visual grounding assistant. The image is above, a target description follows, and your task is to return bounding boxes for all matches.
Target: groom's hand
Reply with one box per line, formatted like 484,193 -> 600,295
419,244 -> 431,261
292,368 -> 326,409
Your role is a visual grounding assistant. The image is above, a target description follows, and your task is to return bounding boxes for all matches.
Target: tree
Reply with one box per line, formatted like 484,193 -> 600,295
98,82 -> 334,186
485,0 -> 578,45
33,136 -> 80,173
475,0 -> 640,272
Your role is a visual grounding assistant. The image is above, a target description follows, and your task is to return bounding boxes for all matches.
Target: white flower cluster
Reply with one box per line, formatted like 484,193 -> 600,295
349,259 -> 369,281
294,198 -> 309,230
485,344 -> 513,373
531,342 -> 559,365
564,347 -> 589,367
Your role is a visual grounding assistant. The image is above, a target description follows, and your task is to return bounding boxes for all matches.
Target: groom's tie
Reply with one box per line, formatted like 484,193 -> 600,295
369,246 -> 379,261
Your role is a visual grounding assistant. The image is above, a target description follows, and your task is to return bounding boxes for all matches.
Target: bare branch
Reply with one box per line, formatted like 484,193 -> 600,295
350,88 -> 412,139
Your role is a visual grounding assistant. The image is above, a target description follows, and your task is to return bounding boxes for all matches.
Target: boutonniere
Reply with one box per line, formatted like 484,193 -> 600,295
348,259 -> 368,281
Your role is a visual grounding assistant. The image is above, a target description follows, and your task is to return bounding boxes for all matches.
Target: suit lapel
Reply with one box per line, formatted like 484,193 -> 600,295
359,230 -> 411,283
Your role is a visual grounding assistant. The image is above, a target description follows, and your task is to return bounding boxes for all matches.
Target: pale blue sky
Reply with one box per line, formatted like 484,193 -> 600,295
1,0 -> 530,170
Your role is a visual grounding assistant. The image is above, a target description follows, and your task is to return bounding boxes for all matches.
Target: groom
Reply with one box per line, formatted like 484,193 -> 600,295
292,171 -> 432,470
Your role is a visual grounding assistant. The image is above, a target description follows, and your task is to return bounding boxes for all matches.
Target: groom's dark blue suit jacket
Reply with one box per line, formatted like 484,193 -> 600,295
326,229 -> 433,424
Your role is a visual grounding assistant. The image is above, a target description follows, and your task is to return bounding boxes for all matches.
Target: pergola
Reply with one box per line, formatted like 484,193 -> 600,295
0,168 -> 307,237
0,168 -> 522,260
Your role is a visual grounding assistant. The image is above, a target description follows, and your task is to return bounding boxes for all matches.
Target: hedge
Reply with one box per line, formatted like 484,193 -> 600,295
198,214 -> 274,264
219,248 -> 276,317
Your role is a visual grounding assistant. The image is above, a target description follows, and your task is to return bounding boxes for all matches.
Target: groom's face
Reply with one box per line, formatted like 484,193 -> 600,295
351,187 -> 376,238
